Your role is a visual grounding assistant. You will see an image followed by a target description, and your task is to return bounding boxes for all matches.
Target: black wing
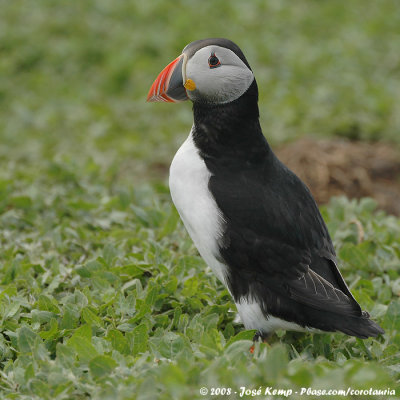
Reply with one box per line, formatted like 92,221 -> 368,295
218,224 -> 361,317
207,153 -> 380,335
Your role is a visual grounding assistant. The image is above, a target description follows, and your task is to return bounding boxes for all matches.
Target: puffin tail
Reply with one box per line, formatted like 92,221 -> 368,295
338,311 -> 384,339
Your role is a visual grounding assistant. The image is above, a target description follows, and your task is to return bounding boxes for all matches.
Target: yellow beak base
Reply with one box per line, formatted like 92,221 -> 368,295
184,79 -> 196,91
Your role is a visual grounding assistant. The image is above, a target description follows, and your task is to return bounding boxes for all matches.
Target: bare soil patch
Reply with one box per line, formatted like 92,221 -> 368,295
276,138 -> 400,216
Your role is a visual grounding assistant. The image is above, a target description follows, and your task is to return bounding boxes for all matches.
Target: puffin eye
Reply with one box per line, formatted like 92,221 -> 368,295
208,53 -> 221,68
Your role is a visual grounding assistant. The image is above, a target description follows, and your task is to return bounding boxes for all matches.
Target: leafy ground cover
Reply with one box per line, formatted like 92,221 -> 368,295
0,182 -> 400,399
1,0 -> 400,399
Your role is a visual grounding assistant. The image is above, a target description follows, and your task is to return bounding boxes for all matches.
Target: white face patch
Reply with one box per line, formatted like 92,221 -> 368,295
184,45 -> 254,104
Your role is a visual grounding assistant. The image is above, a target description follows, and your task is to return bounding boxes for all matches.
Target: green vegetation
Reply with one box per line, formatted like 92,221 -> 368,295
0,1 -> 399,399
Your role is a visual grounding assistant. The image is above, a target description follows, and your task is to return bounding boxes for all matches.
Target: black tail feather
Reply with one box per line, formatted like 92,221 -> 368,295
334,314 -> 384,339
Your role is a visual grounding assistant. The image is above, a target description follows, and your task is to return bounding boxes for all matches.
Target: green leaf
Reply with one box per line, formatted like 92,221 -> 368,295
67,325 -> 97,362
31,310 -> 56,324
60,304 -> 80,330
171,306 -> 182,330
383,300 -> 400,331
103,243 -> 118,265
129,303 -> 151,324
56,343 -> 75,368
0,285 -> 18,300
157,209 -> 179,239
29,378 -> 50,398
145,285 -> 158,307
288,366 -> 313,387
36,294 -> 60,313
106,329 -> 130,355
181,276 -> 199,297
339,243 -> 369,269
17,326 -> 39,353
127,324 -> 149,356
89,355 -> 118,379
264,345 -> 289,381
130,205 -> 150,226
24,362 -> 35,382
115,264 -> 146,279
39,318 -> 59,340
157,332 -> 186,359
225,330 -> 256,347
82,307 -> 103,328
224,340 -> 253,361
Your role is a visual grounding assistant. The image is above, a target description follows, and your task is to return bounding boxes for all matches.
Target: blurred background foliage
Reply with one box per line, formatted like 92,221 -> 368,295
1,0 -> 400,187
1,1 -> 400,399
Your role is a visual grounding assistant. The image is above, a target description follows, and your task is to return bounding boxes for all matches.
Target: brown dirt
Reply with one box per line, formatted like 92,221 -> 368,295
275,138 -> 400,216
148,137 -> 400,216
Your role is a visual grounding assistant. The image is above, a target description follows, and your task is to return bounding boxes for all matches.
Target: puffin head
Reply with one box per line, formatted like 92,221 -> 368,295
147,38 -> 255,105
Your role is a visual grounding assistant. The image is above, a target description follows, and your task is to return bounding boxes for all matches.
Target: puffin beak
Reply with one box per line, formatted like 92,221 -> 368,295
147,54 -> 188,102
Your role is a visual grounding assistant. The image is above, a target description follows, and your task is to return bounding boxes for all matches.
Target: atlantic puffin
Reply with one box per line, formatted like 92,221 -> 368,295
147,38 -> 384,340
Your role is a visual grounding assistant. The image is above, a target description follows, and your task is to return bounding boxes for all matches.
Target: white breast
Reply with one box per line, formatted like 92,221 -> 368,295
169,129 -> 227,284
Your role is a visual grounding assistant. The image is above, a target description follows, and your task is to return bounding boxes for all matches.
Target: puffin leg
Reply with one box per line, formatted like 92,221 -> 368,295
250,331 -> 269,353
252,331 -> 263,342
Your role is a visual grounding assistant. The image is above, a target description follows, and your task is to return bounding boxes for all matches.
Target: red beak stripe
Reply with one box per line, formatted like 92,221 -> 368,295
147,55 -> 183,102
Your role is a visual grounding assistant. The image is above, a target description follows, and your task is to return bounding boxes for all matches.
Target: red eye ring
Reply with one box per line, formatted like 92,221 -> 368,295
208,53 -> 221,68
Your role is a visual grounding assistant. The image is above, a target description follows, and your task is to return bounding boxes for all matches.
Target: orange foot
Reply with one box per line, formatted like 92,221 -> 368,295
250,332 -> 269,353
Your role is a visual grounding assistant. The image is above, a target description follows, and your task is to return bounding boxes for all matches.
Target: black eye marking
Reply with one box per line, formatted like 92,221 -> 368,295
208,52 -> 221,68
